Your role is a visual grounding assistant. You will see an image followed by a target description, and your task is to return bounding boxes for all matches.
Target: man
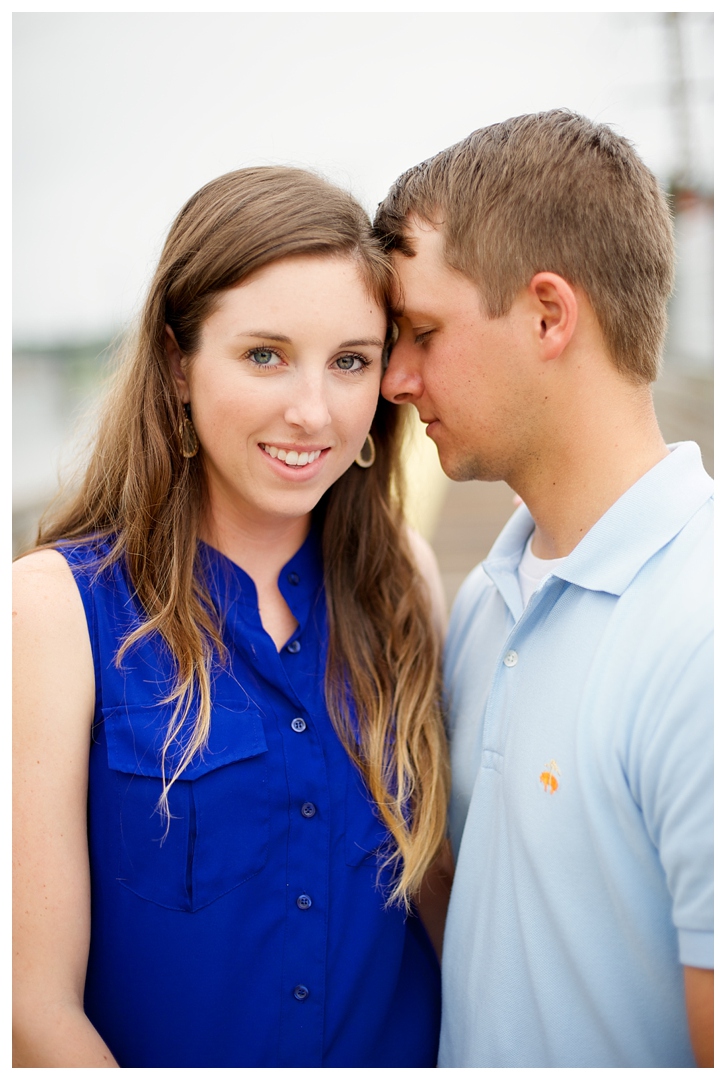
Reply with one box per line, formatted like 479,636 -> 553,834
374,111 -> 713,1067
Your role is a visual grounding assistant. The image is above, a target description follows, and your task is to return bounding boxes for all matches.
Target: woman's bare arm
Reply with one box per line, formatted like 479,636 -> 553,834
405,526 -> 448,640
684,965 -> 713,1067
415,841 -> 455,963
13,550 -> 118,1067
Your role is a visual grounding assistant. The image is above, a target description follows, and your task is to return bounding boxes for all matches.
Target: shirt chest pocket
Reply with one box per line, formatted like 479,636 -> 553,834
103,701 -> 269,912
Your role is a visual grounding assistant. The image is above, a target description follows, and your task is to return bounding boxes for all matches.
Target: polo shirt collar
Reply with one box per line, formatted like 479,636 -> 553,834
481,505 -> 534,620
483,442 -> 712,608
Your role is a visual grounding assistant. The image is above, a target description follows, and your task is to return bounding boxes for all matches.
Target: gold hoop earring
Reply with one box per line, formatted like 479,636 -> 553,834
354,432 -> 375,468
179,404 -> 199,459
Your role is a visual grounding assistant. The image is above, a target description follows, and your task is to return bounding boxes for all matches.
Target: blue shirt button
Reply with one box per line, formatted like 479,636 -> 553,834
291,717 -> 307,733
301,802 -> 316,818
287,572 -> 300,585
293,985 -> 309,1001
296,894 -> 312,910
286,640 -> 301,654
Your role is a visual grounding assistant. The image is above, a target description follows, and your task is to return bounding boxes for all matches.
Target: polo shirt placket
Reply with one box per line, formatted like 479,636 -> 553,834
476,555 -> 569,776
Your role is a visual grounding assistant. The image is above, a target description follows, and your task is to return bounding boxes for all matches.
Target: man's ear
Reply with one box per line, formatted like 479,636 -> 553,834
165,325 -> 190,403
527,273 -> 578,361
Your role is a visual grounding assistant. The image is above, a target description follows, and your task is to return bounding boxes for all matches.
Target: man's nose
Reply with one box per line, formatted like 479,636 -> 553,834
284,376 -> 332,432
381,340 -> 425,404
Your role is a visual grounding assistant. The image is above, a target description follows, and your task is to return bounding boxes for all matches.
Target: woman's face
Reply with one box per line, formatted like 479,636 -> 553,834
169,254 -> 386,533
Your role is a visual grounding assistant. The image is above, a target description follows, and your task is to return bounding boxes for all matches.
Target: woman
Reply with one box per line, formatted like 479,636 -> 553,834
13,167 -> 451,1067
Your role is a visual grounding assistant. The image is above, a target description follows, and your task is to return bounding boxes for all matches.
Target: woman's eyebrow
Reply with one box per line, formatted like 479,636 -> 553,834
232,332 -> 383,348
234,330 -> 292,342
338,337 -> 385,348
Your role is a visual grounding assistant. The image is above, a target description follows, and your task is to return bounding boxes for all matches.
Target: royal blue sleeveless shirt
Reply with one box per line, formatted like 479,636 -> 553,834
61,533 -> 440,1067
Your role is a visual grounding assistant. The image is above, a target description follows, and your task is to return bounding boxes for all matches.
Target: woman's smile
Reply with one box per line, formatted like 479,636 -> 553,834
261,443 -> 325,466
260,442 -> 329,475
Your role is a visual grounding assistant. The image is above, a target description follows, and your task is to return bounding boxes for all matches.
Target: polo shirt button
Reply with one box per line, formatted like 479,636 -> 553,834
296,894 -> 312,910
503,650 -> 518,667
287,571 -> 300,585
291,717 -> 307,732
286,640 -> 301,654
301,802 -> 317,818
293,985 -> 309,1001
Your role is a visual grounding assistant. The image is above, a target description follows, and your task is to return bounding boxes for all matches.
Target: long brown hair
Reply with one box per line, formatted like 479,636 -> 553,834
35,167 -> 449,907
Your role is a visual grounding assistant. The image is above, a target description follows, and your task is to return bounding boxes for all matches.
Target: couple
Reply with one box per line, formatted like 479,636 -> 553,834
13,110 -> 713,1068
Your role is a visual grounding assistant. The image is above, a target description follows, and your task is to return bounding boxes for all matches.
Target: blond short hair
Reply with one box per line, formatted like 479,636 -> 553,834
375,110 -> 675,383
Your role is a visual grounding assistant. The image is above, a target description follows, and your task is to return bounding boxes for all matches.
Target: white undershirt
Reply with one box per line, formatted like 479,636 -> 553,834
517,531 -> 569,608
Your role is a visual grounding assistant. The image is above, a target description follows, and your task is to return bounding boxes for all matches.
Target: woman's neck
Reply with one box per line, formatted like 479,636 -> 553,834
200,505 -> 311,650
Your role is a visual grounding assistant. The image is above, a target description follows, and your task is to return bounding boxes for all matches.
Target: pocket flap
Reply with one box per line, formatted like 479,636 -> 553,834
103,699 -> 268,780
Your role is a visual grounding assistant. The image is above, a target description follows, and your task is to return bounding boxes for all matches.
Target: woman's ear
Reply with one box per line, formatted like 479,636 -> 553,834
165,325 -> 190,403
528,273 -> 578,361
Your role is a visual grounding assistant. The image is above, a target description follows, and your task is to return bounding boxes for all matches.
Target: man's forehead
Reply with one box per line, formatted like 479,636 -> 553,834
401,216 -> 445,258
390,222 -> 449,318
389,273 -> 406,318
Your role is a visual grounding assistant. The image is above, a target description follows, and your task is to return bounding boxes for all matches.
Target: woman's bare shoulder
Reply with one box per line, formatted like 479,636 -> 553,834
13,548 -> 94,707
13,548 -> 86,625
14,546 -> 76,583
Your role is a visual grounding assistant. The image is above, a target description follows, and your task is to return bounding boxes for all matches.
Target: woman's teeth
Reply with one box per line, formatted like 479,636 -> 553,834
263,445 -> 322,467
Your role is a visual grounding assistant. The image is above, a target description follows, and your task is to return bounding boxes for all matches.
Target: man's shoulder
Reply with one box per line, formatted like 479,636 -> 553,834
628,494 -> 712,636
599,496 -> 713,726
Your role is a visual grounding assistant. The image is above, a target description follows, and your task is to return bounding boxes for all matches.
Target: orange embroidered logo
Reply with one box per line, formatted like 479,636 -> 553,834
539,760 -> 561,794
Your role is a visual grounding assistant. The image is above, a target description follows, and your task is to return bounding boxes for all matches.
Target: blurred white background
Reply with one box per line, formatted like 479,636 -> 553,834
13,12 -> 714,565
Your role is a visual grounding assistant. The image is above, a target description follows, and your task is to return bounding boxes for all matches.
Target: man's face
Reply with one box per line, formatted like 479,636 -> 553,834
381,219 -> 537,483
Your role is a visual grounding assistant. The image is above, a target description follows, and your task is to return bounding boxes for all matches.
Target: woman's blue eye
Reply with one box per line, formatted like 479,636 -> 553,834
335,354 -> 366,371
249,348 -> 279,366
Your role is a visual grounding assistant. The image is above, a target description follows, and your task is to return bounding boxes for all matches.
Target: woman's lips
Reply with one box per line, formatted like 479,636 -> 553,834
258,443 -> 331,478
262,443 -> 324,467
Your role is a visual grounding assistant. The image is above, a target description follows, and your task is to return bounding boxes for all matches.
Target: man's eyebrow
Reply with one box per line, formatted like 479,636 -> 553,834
234,331 -> 292,342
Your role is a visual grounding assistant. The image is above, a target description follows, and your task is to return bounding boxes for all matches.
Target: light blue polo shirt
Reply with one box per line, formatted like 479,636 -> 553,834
439,442 -> 713,1068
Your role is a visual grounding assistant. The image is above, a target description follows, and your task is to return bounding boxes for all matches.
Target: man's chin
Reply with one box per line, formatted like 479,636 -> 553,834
438,449 -> 502,484
440,453 -> 487,483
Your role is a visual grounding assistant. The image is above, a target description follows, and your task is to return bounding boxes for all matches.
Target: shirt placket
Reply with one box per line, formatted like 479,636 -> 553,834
271,596 -> 331,1066
479,569 -> 564,768
213,539 -> 332,1066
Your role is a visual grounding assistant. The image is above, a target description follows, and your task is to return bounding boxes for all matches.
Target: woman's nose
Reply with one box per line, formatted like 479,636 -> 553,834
283,377 -> 332,433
